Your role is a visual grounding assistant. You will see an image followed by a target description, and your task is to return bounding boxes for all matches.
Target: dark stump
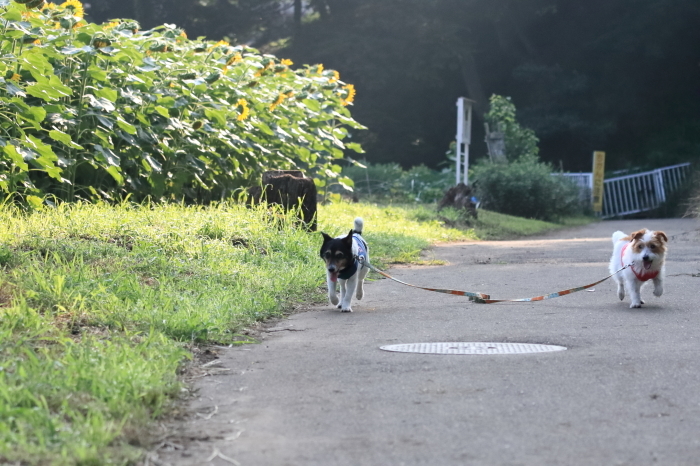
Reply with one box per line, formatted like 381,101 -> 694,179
438,183 -> 478,219
248,171 -> 318,231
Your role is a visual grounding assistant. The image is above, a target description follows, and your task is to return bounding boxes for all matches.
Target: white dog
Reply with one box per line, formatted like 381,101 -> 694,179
609,228 -> 668,308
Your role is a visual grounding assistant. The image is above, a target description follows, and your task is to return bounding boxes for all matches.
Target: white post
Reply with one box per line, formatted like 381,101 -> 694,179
455,99 -> 463,185
463,100 -> 472,185
455,97 -> 474,186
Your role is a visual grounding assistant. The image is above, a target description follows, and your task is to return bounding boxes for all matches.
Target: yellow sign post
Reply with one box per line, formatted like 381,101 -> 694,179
592,151 -> 606,215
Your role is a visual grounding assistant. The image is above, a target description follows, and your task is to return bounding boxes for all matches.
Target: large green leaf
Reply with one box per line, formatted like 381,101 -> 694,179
94,87 -> 118,103
20,50 -> 53,83
25,76 -> 72,101
204,108 -> 226,126
3,145 -> 29,171
94,144 -> 120,167
106,165 -> 124,184
116,117 -> 137,135
85,94 -> 116,112
49,130 -> 84,149
4,80 -> 26,97
17,105 -> 46,129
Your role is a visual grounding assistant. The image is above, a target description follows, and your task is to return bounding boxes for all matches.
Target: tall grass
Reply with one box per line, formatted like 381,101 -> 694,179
0,201 -> 474,464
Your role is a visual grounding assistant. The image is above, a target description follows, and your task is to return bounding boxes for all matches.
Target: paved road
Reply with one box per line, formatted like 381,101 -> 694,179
157,219 -> 700,466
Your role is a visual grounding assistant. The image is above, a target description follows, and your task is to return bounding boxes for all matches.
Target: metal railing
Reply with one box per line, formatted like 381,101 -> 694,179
554,172 -> 593,202
554,163 -> 692,218
601,163 -> 691,218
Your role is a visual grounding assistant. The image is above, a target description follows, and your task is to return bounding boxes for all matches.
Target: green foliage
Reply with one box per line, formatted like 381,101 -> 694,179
0,1 -> 363,205
475,95 -> 584,221
0,330 -> 184,465
342,162 -> 452,203
485,95 -> 539,161
472,156 -> 583,221
0,200 -> 472,463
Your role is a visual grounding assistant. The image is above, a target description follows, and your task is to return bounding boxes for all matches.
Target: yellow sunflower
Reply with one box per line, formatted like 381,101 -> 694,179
60,0 -> 84,18
226,52 -> 242,66
269,93 -> 287,112
208,40 -> 229,51
341,84 -> 356,106
236,99 -> 250,121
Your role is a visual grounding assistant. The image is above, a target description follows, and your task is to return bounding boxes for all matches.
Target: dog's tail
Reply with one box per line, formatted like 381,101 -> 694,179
353,217 -> 364,235
612,231 -> 627,243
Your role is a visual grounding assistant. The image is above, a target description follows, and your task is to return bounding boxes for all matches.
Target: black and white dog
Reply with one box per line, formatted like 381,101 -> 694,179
320,217 -> 370,312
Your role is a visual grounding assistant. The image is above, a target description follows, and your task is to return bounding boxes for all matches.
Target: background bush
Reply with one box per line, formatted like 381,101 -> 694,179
342,162 -> 452,203
472,155 -> 583,221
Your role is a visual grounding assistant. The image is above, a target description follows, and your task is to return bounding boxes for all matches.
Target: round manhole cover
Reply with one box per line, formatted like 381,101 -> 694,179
379,342 -> 566,355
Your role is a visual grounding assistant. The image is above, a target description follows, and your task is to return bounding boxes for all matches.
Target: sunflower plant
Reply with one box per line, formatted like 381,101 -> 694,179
0,0 -> 364,206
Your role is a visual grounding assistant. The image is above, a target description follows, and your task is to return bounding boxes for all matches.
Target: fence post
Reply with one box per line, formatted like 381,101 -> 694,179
653,169 -> 666,204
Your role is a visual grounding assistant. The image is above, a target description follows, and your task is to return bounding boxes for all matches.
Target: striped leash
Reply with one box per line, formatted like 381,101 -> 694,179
360,260 -> 489,302
475,263 -> 633,304
360,258 -> 632,305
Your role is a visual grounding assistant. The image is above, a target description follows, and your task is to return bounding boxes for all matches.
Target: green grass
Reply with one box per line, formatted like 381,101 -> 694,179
0,200 -> 475,464
382,203 -> 596,240
0,200 -> 592,463
472,210 -> 595,240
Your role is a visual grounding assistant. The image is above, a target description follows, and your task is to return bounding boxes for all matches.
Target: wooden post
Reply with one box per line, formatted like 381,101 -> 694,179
592,151 -> 605,216
484,122 -> 507,162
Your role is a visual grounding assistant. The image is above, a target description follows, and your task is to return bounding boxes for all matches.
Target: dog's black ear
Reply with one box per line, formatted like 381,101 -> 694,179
321,232 -> 334,243
343,229 -> 354,245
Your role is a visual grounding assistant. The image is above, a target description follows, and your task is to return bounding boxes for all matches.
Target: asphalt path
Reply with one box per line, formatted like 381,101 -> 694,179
156,218 -> 700,466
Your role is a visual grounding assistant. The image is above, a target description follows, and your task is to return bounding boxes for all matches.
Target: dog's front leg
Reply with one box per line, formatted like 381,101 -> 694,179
627,278 -> 643,308
653,276 -> 664,297
327,274 -> 339,306
614,276 -> 625,301
340,275 -> 358,312
337,279 -> 347,309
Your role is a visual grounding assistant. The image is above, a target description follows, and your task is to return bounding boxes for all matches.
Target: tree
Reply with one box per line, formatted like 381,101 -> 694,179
89,0 -> 700,172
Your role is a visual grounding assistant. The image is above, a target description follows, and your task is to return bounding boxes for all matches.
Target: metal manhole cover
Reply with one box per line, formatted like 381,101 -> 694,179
379,342 -> 566,355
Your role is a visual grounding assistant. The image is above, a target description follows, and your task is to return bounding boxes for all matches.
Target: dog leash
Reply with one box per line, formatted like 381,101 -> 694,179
359,258 -> 632,305
360,259 -> 490,302
474,264 -> 632,304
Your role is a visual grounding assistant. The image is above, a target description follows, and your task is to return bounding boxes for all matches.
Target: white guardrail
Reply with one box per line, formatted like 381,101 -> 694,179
556,162 -> 692,218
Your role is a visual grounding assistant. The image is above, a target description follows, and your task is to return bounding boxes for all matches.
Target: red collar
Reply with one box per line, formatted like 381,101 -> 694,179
621,243 -> 659,281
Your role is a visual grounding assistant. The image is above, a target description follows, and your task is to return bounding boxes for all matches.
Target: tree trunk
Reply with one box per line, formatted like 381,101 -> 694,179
294,0 -> 302,31
457,51 -> 489,120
